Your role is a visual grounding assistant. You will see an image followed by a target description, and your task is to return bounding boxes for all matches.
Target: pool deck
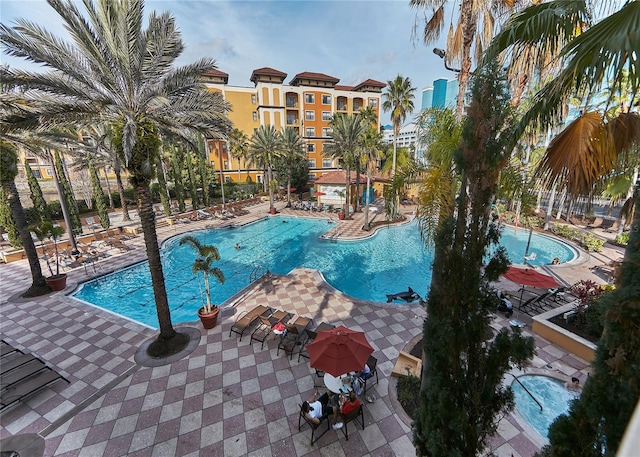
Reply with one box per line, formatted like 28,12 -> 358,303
0,201 -> 624,456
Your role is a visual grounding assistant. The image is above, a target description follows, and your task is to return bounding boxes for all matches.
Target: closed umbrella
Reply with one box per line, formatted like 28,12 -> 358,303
307,326 -> 373,377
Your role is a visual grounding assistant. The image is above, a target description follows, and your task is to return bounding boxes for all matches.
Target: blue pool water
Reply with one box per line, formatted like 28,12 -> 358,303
72,217 -> 576,328
512,375 -> 579,440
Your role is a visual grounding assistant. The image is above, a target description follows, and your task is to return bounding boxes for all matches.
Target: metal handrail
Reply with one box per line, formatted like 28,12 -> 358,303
510,374 -> 543,411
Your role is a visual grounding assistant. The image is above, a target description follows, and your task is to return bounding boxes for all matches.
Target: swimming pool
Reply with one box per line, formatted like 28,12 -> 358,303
512,375 -> 579,440
72,217 -> 576,328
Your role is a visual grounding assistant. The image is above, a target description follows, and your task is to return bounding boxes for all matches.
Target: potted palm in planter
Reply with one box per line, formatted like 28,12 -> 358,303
30,221 -> 67,291
179,235 -> 225,329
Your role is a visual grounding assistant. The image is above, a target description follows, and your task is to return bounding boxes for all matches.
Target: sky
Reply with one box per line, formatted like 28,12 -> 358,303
0,0 -> 454,126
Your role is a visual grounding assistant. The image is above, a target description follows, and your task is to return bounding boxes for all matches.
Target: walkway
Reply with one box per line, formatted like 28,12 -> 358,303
0,200 -> 621,456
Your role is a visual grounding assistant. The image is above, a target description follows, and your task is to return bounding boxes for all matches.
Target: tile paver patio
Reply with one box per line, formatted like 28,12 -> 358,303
1,200 -> 615,456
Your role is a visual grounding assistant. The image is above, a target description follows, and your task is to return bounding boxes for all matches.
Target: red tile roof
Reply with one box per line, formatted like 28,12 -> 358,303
250,67 -> 287,83
251,67 -> 288,77
290,72 -> 340,85
334,85 -> 354,91
203,69 -> 229,78
315,170 -> 371,184
353,79 -> 386,91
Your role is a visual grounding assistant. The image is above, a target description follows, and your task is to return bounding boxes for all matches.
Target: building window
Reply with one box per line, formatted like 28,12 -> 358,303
322,94 -> 331,104
252,112 -> 258,121
307,143 -> 315,153
322,127 -> 332,137
322,111 -> 332,121
308,159 -> 316,168
251,94 -> 257,104
305,127 -> 315,137
31,168 -> 43,179
305,93 -> 315,104
368,98 -> 378,108
305,110 -> 315,121
322,158 -> 332,168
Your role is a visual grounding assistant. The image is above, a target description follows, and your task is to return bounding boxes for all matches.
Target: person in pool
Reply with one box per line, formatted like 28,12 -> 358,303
565,377 -> 581,391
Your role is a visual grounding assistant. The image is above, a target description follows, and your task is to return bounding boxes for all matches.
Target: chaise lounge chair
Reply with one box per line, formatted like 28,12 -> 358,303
0,340 -> 68,412
228,305 -> 272,341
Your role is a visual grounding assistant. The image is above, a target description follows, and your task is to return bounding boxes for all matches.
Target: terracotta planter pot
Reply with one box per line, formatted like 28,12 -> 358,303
198,306 -> 220,329
45,274 -> 67,292
269,207 -> 277,215
338,212 -> 346,220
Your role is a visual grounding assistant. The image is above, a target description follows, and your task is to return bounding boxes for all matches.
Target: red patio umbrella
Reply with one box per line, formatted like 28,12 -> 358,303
502,266 -> 559,289
501,267 -> 560,323
307,326 -> 373,377
312,191 -> 326,197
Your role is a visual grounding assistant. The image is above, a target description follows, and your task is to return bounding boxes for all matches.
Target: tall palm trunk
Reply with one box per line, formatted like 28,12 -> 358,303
344,165 -> 351,217
114,155 -> 131,222
364,170 -> 372,230
48,150 -> 78,251
267,165 -> 275,209
136,182 -> 175,340
2,180 -> 49,295
455,1 -> 477,121
102,168 -> 114,208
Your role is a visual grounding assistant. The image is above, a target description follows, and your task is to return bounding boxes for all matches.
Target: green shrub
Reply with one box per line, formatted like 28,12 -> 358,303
551,223 -> 576,238
397,373 -> 421,417
579,232 -> 604,252
551,223 -> 604,252
614,232 -> 629,245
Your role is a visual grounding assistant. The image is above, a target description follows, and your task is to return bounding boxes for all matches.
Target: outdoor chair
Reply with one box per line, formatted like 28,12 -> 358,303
338,403 -> 365,440
298,403 -> 331,445
250,313 -> 291,349
0,341 -> 68,412
277,316 -> 313,359
362,355 -> 379,394
587,217 -> 604,229
229,305 -> 272,341
297,322 -> 335,362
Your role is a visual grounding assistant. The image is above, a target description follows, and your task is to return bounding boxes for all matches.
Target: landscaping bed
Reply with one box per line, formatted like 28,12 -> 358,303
396,339 -> 422,420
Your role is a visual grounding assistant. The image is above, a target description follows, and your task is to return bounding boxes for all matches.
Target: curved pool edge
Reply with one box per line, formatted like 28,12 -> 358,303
505,368 -> 579,448
502,224 -> 586,267
311,268 -> 429,309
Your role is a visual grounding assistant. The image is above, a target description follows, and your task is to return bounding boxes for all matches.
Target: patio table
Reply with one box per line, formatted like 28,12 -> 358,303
324,373 -> 351,394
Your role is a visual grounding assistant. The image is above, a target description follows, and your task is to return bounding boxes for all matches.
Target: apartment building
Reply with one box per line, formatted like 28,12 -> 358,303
203,67 -> 385,184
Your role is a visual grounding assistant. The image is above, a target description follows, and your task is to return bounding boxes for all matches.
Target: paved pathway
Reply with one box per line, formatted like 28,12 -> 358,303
0,200 -> 622,456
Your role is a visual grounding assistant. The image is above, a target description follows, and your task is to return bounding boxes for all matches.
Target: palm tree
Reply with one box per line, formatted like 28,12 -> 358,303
382,75 -> 416,177
414,107 -> 462,243
0,0 -> 231,355
360,125 -> 384,230
323,113 -> 364,217
279,127 -> 305,207
227,127 -> 249,184
179,236 -> 225,315
0,140 -> 50,296
483,1 -> 640,454
248,125 -> 281,211
410,0 -> 524,117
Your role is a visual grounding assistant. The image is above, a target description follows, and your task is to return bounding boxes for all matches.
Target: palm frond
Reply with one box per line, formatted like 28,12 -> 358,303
537,111 -> 617,196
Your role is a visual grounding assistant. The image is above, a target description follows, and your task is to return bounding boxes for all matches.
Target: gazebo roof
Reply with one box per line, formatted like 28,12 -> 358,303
315,170 -> 370,185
